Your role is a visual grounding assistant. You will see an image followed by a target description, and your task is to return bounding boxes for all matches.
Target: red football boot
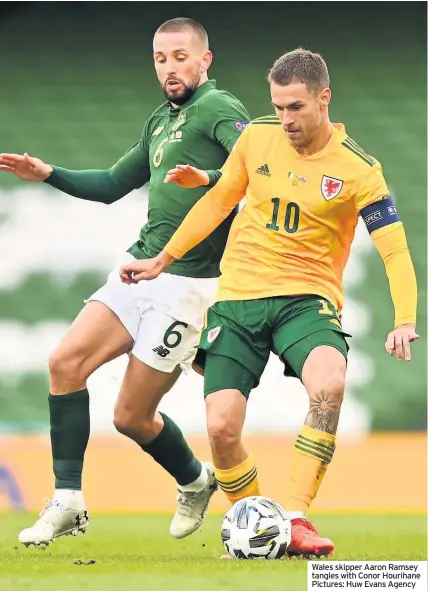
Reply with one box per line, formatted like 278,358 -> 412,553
287,517 -> 334,558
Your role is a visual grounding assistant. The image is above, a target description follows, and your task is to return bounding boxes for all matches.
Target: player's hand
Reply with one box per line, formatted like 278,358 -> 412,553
119,251 -> 175,284
0,152 -> 53,181
164,164 -> 209,188
385,323 -> 419,361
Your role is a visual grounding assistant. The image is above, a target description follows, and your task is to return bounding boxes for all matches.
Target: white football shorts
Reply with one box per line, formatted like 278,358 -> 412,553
86,254 -> 218,372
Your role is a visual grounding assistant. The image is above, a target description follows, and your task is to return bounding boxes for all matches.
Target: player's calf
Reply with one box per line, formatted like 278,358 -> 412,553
302,345 -> 347,435
205,360 -> 261,504
285,345 -> 346,515
205,382 -> 248,466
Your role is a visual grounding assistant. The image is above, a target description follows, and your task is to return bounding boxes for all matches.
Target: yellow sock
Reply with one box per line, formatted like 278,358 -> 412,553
286,425 -> 336,512
215,455 -> 260,504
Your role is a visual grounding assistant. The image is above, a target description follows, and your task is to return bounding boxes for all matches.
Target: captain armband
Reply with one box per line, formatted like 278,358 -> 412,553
360,196 -> 400,234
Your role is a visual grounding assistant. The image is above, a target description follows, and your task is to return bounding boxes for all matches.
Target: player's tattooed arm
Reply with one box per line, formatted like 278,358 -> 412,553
305,393 -> 341,435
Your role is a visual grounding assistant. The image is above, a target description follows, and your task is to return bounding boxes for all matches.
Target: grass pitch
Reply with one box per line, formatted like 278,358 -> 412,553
0,513 -> 426,591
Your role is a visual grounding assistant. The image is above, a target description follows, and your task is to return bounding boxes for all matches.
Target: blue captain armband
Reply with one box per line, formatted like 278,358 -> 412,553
360,196 -> 400,234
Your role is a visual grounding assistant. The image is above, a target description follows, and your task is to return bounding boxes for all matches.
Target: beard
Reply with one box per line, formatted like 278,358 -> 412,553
162,75 -> 200,105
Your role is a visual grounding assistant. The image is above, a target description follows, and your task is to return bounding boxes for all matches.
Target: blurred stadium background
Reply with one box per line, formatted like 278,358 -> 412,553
0,2 -> 426,514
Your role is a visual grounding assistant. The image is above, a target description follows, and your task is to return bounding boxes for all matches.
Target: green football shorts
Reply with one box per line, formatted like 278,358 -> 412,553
193,296 -> 350,398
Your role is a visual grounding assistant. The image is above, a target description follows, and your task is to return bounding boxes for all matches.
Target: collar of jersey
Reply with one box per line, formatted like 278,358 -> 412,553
168,79 -> 217,113
290,123 -> 346,160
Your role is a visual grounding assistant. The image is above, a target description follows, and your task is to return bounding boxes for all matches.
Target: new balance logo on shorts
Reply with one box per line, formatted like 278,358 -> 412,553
152,345 -> 171,358
255,164 -> 271,177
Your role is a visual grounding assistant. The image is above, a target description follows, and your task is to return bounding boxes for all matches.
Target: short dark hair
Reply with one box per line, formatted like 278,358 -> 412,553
268,48 -> 329,94
155,18 -> 209,49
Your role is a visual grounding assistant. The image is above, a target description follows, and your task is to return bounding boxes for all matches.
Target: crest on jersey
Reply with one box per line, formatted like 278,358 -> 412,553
172,111 -> 187,132
207,326 -> 221,343
321,175 -> 343,200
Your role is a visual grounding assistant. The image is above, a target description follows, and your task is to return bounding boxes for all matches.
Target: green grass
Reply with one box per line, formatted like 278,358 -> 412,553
0,513 -> 426,591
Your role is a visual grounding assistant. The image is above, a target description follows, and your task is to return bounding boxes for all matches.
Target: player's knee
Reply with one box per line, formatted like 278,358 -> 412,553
48,346 -> 86,384
208,417 -> 241,455
113,409 -> 157,443
113,416 -> 129,438
310,371 -> 346,407
113,408 -> 134,437
113,411 -> 136,439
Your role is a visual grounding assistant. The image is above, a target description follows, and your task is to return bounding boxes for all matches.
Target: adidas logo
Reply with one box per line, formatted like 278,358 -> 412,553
255,164 -> 271,177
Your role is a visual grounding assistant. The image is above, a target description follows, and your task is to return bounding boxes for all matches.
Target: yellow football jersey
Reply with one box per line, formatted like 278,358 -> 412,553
167,116 -> 390,312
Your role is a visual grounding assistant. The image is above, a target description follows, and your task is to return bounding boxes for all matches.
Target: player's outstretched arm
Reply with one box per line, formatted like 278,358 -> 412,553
0,152 -> 129,204
0,152 -> 52,181
368,212 -> 419,361
0,136 -> 150,205
357,164 -> 419,361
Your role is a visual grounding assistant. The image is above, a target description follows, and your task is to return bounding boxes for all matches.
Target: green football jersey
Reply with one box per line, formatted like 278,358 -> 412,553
111,80 -> 250,277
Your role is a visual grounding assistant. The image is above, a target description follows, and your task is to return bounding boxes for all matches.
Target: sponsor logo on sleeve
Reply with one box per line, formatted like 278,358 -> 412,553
363,210 -> 383,226
234,121 -> 250,132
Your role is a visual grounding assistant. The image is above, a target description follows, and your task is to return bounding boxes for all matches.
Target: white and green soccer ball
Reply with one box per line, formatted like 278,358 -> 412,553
221,496 -> 291,559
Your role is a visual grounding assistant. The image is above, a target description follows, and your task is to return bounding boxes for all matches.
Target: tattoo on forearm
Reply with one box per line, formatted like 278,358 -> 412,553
305,393 -> 341,435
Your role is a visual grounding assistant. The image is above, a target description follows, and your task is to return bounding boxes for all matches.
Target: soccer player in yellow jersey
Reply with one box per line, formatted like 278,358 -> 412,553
120,49 -> 419,557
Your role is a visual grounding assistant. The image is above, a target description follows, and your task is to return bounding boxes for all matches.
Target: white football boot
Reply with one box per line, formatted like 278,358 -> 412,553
19,492 -> 89,547
170,462 -> 218,539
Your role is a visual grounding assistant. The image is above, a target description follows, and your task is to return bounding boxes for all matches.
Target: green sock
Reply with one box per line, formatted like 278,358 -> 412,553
49,388 -> 90,490
141,412 -> 202,486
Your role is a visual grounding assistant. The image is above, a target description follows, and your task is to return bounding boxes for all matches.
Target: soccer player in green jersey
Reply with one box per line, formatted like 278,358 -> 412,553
0,18 -> 250,546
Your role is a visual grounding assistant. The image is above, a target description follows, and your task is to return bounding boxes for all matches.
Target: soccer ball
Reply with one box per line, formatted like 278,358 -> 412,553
221,496 -> 291,559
